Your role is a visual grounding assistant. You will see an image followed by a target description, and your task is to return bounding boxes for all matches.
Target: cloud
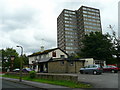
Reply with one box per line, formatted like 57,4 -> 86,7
0,6 -> 39,32
0,0 -> 57,55
33,30 -> 57,49
0,0 -> 119,55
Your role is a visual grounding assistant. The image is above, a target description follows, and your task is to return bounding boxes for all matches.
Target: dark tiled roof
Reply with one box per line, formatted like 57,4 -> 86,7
28,48 -> 68,57
38,57 -> 52,63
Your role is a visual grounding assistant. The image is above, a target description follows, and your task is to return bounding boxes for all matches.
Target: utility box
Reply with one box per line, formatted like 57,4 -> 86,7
81,58 -> 94,66
80,58 -> 106,66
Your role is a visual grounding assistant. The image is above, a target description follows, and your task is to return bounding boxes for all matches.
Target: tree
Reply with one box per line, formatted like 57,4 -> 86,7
22,54 -> 29,66
108,25 -> 120,65
1,48 -> 29,72
1,48 -> 20,72
80,32 -> 114,64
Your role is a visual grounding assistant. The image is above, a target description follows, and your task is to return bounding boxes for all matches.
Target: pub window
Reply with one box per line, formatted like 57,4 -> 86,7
60,55 -> 65,58
52,51 -> 56,57
32,61 -> 35,63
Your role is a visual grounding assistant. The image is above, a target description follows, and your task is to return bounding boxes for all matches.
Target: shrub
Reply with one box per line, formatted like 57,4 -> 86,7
29,71 -> 36,79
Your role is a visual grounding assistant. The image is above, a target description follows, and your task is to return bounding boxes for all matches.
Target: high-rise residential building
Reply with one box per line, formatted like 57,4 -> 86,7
57,6 -> 102,55
118,1 -> 120,39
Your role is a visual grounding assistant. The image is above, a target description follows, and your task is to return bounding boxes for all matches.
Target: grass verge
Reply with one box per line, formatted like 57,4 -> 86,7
2,74 -> 92,88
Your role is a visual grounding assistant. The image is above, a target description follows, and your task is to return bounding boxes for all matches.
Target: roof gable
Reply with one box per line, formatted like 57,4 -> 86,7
28,48 -> 68,57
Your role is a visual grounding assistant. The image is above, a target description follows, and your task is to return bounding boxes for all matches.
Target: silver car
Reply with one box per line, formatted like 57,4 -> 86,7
80,64 -> 103,75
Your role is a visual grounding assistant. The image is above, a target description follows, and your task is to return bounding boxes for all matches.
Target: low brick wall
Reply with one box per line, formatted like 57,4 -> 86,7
5,72 -> 78,83
5,72 -> 28,76
36,73 -> 78,82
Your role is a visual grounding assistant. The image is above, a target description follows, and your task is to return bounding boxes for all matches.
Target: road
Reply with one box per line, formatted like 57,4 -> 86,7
78,73 -> 118,88
2,79 -> 42,89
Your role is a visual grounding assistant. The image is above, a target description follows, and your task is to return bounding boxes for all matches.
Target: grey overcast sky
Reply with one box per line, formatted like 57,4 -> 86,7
0,0 -> 119,55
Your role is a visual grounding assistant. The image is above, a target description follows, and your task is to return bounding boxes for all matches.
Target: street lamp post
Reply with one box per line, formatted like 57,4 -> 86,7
16,45 -> 23,82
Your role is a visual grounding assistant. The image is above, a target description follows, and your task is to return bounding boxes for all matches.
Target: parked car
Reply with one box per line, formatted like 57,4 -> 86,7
22,68 -> 33,73
80,64 -> 103,75
103,65 -> 118,73
12,68 -> 20,72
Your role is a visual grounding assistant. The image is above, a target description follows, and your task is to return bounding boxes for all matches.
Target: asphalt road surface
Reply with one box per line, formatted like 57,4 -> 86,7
78,73 -> 119,88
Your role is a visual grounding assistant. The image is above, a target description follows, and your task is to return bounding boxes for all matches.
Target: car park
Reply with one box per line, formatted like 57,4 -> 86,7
103,65 -> 118,73
80,64 -> 103,75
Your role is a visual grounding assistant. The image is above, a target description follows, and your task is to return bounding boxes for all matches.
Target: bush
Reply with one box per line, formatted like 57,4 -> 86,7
29,71 -> 36,79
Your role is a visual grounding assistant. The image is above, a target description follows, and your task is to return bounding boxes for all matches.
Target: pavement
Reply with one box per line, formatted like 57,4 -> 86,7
2,77 -> 69,89
2,77 -> 85,90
